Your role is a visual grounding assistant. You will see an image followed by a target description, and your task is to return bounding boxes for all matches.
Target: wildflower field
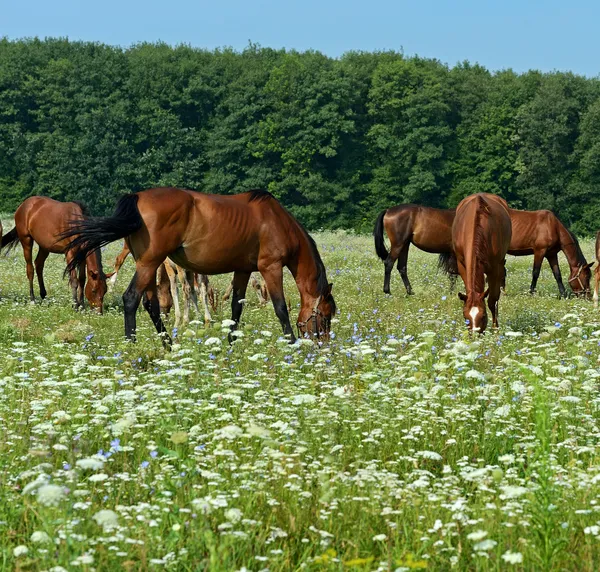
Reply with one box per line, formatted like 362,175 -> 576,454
2,229 -> 600,571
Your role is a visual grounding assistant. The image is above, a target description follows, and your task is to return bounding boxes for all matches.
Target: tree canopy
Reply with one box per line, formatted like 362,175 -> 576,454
1,38 -> 599,233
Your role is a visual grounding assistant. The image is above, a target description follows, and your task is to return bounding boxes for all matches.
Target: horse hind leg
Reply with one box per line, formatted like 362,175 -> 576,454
124,264 -> 171,348
34,247 -> 50,300
529,251 -> 545,295
228,271 -> 251,343
396,242 -> 413,295
21,236 -> 36,303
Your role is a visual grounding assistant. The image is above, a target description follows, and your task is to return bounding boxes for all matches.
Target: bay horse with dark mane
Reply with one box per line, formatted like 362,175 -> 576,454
376,204 -> 591,297
374,205 -> 455,295
1,197 -> 107,312
448,193 -> 512,333
61,188 -> 336,346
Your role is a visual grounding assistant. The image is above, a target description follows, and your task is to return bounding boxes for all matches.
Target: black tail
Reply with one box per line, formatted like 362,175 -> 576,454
438,251 -> 459,277
374,210 -> 389,261
1,228 -> 20,254
60,194 -> 142,275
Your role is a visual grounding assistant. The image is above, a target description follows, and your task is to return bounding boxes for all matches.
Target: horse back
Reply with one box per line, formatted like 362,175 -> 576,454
15,196 -> 85,253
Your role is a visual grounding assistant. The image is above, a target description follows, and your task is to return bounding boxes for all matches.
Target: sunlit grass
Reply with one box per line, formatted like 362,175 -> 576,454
0,229 -> 599,571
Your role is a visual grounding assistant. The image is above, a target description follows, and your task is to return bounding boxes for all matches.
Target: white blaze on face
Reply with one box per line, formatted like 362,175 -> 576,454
469,307 -> 480,332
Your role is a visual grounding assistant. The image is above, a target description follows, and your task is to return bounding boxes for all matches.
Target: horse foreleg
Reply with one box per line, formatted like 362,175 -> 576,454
196,274 -> 212,325
65,251 -> 80,309
259,264 -> 295,343
222,280 -> 233,302
77,261 -> 86,308
546,252 -> 566,298
180,268 -> 197,326
34,247 -> 50,300
107,243 -> 130,293
21,236 -> 35,303
396,242 -> 413,295
165,262 -> 181,327
529,251 -> 544,295
487,271 -> 503,329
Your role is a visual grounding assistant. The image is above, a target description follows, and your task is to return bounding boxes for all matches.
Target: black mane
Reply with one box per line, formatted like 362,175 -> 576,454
248,189 -> 275,202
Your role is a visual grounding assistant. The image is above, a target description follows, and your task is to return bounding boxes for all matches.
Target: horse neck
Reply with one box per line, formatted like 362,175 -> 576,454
85,250 -> 104,278
558,225 -> 584,270
464,210 -> 487,297
290,227 -> 322,306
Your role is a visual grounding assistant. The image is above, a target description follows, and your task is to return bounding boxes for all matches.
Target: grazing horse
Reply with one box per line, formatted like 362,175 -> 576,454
507,209 -> 592,298
107,242 -> 215,326
450,193 -> 512,333
61,188 -> 336,345
377,204 -> 591,297
374,205 -> 455,295
1,197 -> 107,312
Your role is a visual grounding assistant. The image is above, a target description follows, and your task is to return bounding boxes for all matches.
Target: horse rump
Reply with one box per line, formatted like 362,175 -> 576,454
60,194 -> 143,275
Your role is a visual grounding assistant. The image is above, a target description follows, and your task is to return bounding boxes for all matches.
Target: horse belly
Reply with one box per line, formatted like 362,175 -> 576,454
412,231 -> 452,253
168,246 -> 257,276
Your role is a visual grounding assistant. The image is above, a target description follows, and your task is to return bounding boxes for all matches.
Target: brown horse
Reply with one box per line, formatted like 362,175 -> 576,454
376,204 -> 591,297
507,209 -> 592,298
1,197 -> 107,311
450,193 -> 512,333
374,205 -> 455,295
61,188 -> 336,345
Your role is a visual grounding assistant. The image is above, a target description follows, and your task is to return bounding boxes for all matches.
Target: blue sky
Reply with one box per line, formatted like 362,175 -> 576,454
3,0 -> 598,76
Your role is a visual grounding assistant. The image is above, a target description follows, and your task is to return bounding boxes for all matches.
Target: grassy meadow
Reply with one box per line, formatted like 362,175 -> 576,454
1,229 -> 600,571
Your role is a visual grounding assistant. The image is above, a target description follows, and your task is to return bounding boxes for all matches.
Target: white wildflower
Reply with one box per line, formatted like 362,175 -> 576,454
31,531 -> 52,544
36,484 -> 66,506
76,457 -> 105,471
13,545 -> 28,557
93,509 -> 119,531
501,551 -> 523,564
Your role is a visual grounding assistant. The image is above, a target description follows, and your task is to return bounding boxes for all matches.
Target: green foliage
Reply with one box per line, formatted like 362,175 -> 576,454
2,38 -> 600,233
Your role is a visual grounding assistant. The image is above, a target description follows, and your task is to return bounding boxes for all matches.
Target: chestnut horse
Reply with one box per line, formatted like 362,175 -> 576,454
376,204 -> 591,297
61,188 -> 336,345
374,205 -> 455,295
450,193 -> 512,333
1,197 -> 107,311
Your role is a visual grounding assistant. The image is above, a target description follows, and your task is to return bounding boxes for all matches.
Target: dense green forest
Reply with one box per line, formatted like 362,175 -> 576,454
2,38 -> 600,233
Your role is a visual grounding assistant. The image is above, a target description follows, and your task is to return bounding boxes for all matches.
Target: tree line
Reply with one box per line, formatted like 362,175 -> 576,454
1,38 -> 600,233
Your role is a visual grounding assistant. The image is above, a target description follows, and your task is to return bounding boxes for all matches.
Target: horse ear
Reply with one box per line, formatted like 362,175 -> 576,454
585,261 -> 595,270
105,271 -> 115,278
327,282 -> 333,295
458,292 -> 467,301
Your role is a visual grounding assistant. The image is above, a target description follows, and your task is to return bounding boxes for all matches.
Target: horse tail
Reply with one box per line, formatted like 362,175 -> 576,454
0,228 -> 19,254
61,194 -> 142,276
438,251 -> 459,277
374,210 -> 389,261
